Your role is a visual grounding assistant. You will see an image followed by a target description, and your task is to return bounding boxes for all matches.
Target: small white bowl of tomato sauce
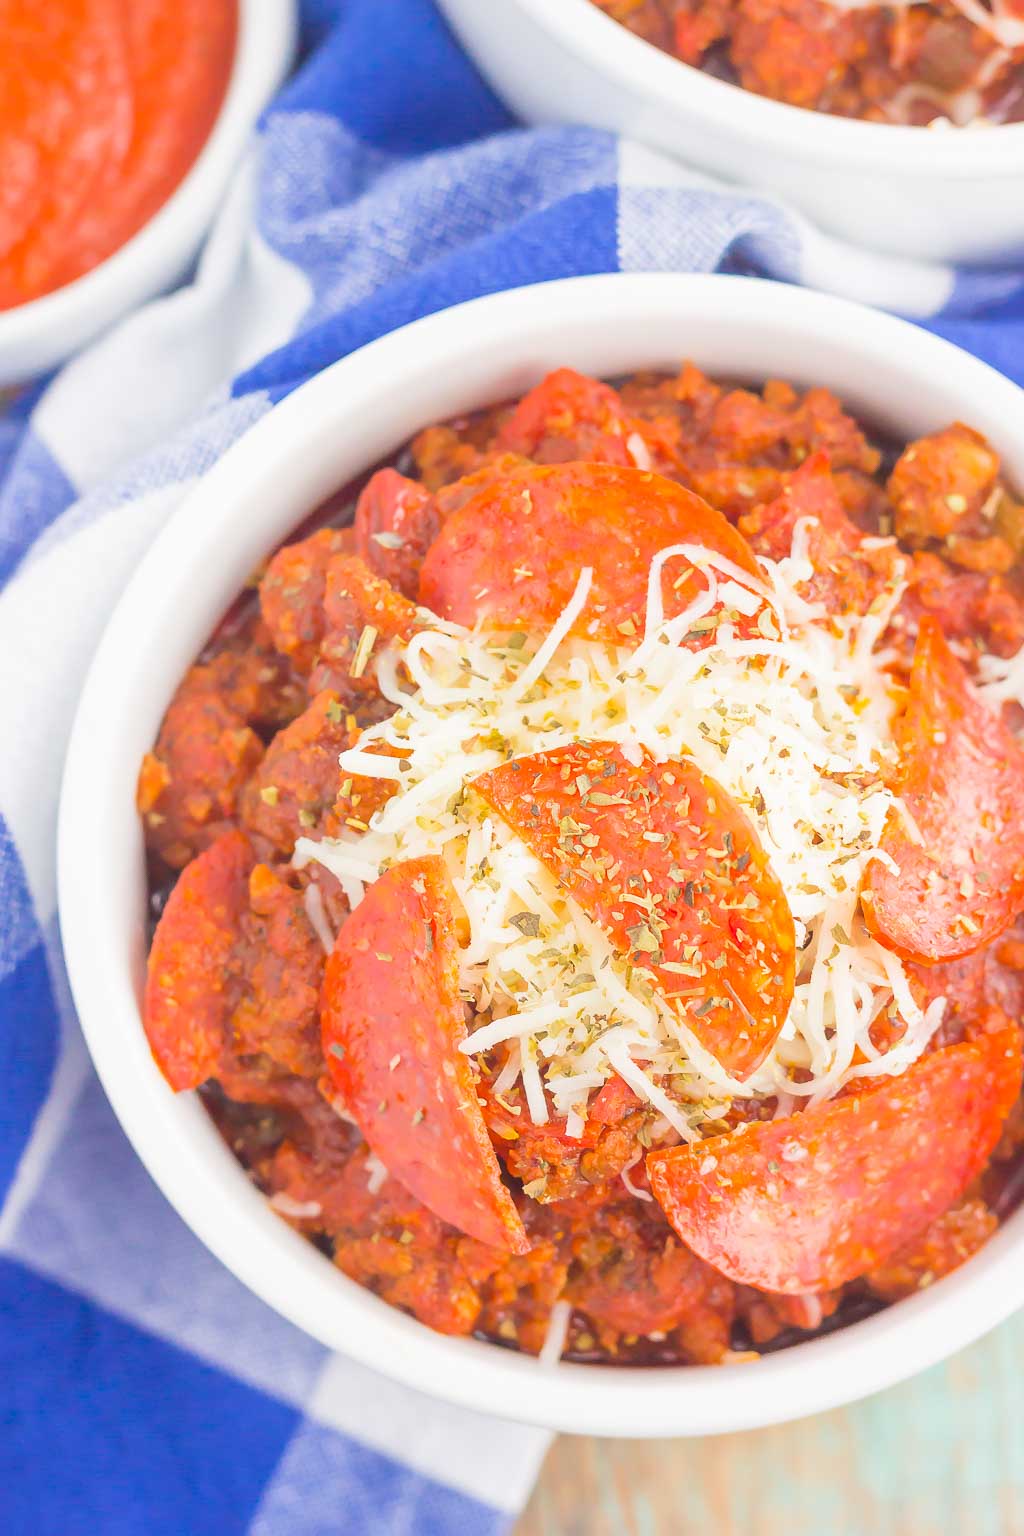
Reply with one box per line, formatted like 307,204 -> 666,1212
436,0 -> 1024,264
59,273 -> 1024,1436
0,0 -> 296,386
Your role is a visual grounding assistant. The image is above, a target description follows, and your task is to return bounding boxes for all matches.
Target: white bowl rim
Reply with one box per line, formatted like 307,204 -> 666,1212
58,272 -> 1024,1438
515,0 -> 1024,172
0,0 -> 295,351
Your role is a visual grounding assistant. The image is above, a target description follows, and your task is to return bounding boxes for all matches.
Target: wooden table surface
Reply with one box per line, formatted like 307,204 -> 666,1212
517,1309 -> 1024,1536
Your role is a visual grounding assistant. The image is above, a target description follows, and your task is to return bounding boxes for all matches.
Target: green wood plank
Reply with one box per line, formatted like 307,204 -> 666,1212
520,1310 -> 1024,1536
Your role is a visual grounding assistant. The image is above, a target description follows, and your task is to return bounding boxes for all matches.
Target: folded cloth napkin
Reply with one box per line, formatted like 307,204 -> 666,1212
3,1 -> 1024,1532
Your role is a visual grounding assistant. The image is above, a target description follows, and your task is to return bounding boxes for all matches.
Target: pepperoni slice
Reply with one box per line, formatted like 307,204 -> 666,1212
320,855 -> 530,1254
863,616 -> 1024,963
418,462 -> 765,643
647,1028 -> 1023,1293
143,829 -> 253,1091
475,742 -> 796,1079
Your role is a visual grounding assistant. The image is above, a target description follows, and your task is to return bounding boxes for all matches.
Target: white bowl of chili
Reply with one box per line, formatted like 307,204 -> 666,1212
0,0 -> 297,387
436,0 -> 1024,265
59,273 -> 1024,1436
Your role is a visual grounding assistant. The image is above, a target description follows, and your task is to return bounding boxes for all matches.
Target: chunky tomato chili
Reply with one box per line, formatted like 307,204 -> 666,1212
140,362 -> 1024,1365
590,0 -> 1024,124
0,0 -> 237,310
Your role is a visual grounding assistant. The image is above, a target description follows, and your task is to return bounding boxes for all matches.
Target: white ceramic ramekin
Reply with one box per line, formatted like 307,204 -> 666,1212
0,0 -> 297,387
436,0 -> 1024,265
59,274 -> 1024,1436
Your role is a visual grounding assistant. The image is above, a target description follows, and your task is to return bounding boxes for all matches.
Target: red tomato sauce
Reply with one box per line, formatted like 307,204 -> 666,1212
590,0 -> 1024,125
139,362 -> 1024,1365
0,0 -> 237,309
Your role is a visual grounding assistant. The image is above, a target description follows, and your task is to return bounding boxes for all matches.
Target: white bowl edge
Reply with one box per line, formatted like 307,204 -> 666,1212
497,0 -> 1024,173
58,272 -> 1024,1437
0,0 -> 298,385
436,0 -> 1024,262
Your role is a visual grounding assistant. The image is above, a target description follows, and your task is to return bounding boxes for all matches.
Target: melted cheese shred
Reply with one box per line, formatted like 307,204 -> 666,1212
297,543 -> 945,1138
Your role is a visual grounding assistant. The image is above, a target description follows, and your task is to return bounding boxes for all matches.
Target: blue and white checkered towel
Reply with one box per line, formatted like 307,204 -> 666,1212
3,1 -> 1024,1531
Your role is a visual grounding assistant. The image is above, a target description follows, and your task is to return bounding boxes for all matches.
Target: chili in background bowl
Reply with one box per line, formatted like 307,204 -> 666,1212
59,273 -> 1024,1436
0,0 -> 297,387
435,0 -> 1024,265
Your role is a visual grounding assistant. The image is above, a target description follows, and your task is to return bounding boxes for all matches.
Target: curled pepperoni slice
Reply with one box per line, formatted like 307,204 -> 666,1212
863,616 -> 1024,963
321,855 -> 529,1254
418,462 -> 765,644
647,1028 -> 1023,1293
475,742 -> 795,1079
144,829 -> 253,1091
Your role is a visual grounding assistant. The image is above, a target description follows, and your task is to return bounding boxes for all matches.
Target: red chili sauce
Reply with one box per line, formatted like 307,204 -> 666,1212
590,1 -> 1024,124
0,0 -> 237,309
139,364 -> 1024,1365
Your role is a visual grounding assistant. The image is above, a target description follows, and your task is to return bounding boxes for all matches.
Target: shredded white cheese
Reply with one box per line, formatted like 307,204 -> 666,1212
269,1193 -> 323,1220
364,1152 -> 390,1195
539,1299 -> 573,1366
297,536 -> 944,1139
978,641 -> 1024,704
302,880 -> 336,955
620,1158 -> 655,1202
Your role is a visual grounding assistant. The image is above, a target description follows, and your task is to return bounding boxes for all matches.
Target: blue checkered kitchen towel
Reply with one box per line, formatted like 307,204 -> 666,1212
3,2 -> 1024,1532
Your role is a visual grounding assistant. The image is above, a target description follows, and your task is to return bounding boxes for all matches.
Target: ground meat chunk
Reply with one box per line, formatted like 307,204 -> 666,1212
711,379 -> 879,475
433,452 -> 533,518
138,690 -> 264,869
240,689 -> 352,856
410,424 -> 488,493
260,527 -> 354,674
137,618 -> 309,870
195,618 -> 308,729
900,553 -> 1024,660
889,424 -> 1001,547
324,1156 -> 500,1337
731,0 -> 868,110
865,1199 -> 998,1301
618,368 -> 880,522
229,863 -> 325,1078
593,0 -> 675,51
476,1202 -> 572,1355
739,452 -> 898,617
481,1074 -> 652,1203
495,367 -> 674,472
737,1286 -> 842,1348
565,1195 -> 731,1354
